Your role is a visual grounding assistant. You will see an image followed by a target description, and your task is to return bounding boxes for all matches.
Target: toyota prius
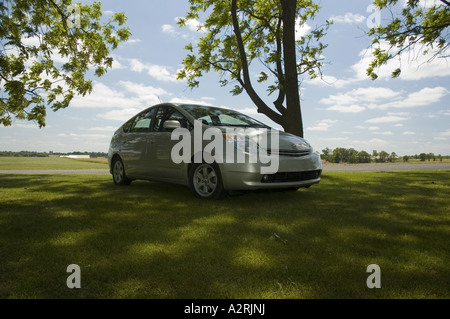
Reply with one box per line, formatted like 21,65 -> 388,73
108,103 -> 322,199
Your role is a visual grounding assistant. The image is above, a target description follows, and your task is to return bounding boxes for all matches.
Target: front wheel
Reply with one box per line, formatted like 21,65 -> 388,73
112,157 -> 132,186
189,162 -> 226,200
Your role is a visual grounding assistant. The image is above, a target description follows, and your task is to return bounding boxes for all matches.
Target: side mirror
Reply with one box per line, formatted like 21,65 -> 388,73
163,120 -> 181,130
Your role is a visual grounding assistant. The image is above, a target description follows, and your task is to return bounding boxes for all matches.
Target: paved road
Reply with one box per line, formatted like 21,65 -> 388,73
0,163 -> 449,175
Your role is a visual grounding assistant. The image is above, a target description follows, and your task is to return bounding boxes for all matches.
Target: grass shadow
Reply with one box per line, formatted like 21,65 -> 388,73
0,171 -> 449,298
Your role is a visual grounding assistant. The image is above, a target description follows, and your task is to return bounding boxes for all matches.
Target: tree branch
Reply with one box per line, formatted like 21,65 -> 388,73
47,0 -> 70,30
231,0 -> 283,125
273,17 -> 286,116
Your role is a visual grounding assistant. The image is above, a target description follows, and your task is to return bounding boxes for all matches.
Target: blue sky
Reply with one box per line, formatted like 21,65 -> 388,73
1,0 -> 449,155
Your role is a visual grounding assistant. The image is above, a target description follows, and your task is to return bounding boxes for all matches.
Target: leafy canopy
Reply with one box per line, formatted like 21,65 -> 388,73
176,0 -> 330,133
367,0 -> 450,79
0,0 -> 131,127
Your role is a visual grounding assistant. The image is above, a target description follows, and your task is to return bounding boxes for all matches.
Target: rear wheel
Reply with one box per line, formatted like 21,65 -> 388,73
112,157 -> 132,185
189,162 -> 226,200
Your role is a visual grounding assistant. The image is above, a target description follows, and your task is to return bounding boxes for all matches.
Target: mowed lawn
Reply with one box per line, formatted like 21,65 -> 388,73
0,156 -> 108,170
0,168 -> 449,298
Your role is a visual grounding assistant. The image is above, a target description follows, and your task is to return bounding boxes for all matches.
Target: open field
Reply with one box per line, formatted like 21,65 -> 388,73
0,157 -> 108,170
1,157 -> 450,175
0,170 -> 449,299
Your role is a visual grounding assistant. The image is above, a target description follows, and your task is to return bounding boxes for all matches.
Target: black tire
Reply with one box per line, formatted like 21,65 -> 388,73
112,157 -> 132,186
188,162 -> 227,200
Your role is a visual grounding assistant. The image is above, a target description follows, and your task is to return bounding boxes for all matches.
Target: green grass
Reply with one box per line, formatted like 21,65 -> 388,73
0,171 -> 449,299
0,157 -> 107,170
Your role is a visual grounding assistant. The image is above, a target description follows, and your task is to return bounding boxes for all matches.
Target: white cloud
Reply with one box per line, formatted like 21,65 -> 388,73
369,87 -> 448,109
330,13 -> 366,24
162,18 -> 204,39
365,115 -> 410,124
320,86 -> 401,113
147,64 -> 178,82
168,97 -> 210,105
307,119 -> 338,131
306,75 -> 350,88
71,83 -> 138,108
162,24 -> 176,34
15,123 -> 40,129
111,58 -> 124,70
185,19 -> 203,32
351,41 -> 450,82
403,131 -> 416,135
201,97 -> 216,101
388,112 -> 410,116
119,81 -> 167,100
67,133 -> 110,139
126,38 -> 142,44
321,85 -> 447,114
350,87 -> 402,102
404,0 -> 442,9
320,93 -> 358,106
70,81 -> 167,110
326,105 -> 365,113
129,58 -> 146,72
373,131 -> 393,135
127,58 -> 178,82
99,108 -> 144,122
367,138 -> 389,147
317,137 -> 349,142
304,38 -> 450,89
296,22 -> 312,40
435,129 -> 450,139
87,126 -> 116,132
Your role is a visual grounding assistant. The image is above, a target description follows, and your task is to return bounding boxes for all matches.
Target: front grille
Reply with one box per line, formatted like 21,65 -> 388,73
268,150 -> 310,157
261,170 -> 322,183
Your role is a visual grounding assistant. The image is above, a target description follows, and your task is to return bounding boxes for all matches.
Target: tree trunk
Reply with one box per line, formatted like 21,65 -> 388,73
280,0 -> 304,137
232,0 -> 304,138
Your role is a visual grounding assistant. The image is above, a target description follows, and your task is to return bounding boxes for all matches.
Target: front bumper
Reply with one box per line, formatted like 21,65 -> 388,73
219,152 -> 322,190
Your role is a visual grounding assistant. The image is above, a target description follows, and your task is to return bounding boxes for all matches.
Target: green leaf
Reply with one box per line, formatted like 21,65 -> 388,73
0,0 -> 131,127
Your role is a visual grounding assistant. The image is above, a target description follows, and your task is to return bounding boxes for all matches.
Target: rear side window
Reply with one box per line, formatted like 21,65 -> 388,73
129,108 -> 156,133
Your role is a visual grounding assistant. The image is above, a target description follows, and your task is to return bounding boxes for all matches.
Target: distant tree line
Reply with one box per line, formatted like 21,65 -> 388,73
0,151 -> 108,158
321,148 -> 446,164
415,153 -> 444,162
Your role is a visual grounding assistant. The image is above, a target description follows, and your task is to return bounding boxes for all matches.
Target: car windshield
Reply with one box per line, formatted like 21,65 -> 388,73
180,104 -> 269,128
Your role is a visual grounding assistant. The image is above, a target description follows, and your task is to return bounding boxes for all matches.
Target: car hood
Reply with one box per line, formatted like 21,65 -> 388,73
218,126 -> 312,153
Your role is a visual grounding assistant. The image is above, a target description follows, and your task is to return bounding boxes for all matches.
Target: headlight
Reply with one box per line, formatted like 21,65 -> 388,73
223,133 -> 259,154
295,141 -> 312,152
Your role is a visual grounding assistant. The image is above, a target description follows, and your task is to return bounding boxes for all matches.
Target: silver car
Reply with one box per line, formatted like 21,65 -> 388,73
108,103 -> 322,199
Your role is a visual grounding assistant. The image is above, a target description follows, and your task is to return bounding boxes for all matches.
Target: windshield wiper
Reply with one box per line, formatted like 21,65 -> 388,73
212,123 -> 269,128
